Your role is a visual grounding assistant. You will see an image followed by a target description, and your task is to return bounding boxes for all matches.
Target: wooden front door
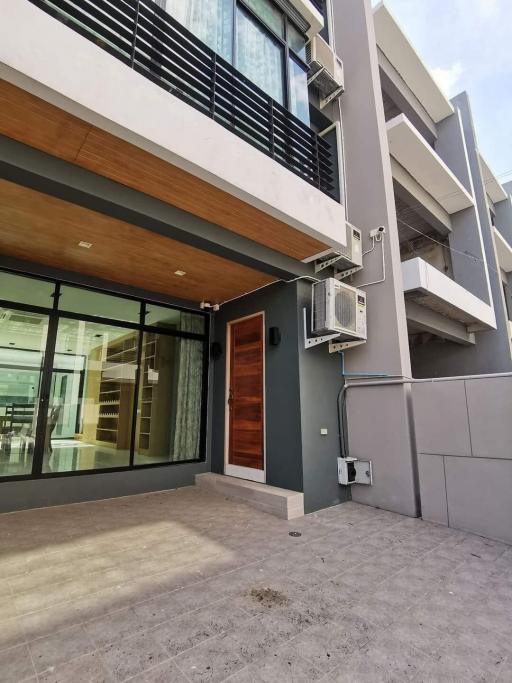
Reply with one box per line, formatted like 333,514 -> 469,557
226,313 -> 265,482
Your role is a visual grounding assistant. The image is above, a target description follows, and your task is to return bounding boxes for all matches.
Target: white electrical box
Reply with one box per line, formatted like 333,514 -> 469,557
338,457 -> 372,486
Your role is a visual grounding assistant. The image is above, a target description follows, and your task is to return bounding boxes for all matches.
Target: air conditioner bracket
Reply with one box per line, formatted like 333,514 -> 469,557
329,339 -> 366,353
303,307 -> 341,349
334,266 -> 363,281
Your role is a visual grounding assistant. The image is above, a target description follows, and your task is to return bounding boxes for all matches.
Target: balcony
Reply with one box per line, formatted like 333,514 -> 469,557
494,228 -> 512,273
0,1 -> 346,261
480,154 -> 508,204
373,3 -> 453,124
29,0 -> 334,197
387,115 -> 474,215
402,257 -> 496,332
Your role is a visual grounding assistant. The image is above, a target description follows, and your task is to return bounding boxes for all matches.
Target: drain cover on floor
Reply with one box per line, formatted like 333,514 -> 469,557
289,531 -> 302,537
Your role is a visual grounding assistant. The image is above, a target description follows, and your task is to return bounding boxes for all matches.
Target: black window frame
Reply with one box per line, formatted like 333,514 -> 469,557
236,0 -> 310,116
0,267 -> 210,483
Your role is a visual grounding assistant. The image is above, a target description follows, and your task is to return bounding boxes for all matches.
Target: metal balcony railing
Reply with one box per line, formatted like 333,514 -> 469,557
29,0 -> 337,199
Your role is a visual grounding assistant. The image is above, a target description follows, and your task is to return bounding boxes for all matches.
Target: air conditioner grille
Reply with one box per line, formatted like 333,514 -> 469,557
313,281 -> 327,332
335,286 -> 356,332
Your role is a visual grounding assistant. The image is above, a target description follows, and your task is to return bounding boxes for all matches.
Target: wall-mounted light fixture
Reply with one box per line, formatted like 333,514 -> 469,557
269,327 -> 281,346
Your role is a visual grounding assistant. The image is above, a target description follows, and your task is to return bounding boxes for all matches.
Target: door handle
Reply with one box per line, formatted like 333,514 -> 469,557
228,388 -> 234,407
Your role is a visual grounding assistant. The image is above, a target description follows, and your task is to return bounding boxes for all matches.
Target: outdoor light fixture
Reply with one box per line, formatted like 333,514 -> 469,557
78,241 -> 93,249
174,270 -> 187,277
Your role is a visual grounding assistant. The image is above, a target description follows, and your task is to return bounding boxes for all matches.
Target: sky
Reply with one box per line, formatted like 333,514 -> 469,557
372,0 -> 512,185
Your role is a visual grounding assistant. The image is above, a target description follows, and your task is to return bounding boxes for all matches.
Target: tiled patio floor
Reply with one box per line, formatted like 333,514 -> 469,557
1,488 -> 511,683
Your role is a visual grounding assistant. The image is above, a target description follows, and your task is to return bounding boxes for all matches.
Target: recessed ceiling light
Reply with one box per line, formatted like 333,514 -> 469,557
78,241 -> 93,249
174,270 -> 187,277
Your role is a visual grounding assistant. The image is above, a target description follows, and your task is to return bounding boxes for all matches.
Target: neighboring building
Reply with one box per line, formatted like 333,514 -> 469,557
0,0 -> 509,523
373,1 -> 512,379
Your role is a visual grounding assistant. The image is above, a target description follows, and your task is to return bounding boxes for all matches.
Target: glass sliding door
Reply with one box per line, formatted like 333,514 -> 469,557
0,269 -> 208,482
42,318 -> 138,473
134,329 -> 205,466
0,307 -> 49,477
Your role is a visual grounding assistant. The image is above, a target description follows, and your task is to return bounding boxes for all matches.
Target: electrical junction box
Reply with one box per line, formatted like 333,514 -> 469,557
338,457 -> 372,486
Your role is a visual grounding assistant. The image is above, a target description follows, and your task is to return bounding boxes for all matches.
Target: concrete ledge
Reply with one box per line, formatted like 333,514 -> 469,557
195,473 -> 304,520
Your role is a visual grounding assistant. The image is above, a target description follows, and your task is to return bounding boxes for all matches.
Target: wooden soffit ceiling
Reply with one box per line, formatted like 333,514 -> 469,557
0,178 -> 276,304
0,79 -> 326,261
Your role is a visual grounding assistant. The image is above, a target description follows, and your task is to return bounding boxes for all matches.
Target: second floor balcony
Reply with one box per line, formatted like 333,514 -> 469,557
0,0 -> 346,261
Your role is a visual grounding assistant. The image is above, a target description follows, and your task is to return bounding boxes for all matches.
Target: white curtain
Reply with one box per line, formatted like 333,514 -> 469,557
289,58 -> 310,125
161,0 -> 233,61
236,7 -> 284,104
172,315 -> 204,461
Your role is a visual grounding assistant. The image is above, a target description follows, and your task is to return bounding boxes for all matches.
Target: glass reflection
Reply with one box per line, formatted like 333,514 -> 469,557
0,308 -> 49,476
43,318 -> 138,473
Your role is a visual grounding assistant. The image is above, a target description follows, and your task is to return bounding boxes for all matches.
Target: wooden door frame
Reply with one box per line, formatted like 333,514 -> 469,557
224,311 -> 266,483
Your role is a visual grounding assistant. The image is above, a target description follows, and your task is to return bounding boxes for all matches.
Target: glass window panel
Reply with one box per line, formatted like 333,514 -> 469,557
242,0 -> 284,37
236,7 -> 284,104
0,271 -> 56,309
134,332 -> 204,465
289,57 -> 310,125
161,0 -> 234,61
0,307 -> 49,477
287,22 -> 306,59
42,318 -> 138,473
145,304 -> 206,334
59,286 -> 140,324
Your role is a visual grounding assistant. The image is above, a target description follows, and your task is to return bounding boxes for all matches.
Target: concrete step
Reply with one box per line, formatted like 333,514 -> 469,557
195,473 -> 304,520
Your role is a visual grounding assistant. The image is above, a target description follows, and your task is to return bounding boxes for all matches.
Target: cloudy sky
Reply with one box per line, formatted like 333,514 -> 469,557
373,0 -> 512,185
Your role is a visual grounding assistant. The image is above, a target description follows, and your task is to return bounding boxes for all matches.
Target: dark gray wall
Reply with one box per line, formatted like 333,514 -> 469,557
297,281 -> 350,513
210,282 -> 304,494
0,462 -> 209,513
210,280 -> 351,513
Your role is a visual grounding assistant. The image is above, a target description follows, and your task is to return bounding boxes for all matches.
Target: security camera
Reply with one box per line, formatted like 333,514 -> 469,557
370,226 -> 386,239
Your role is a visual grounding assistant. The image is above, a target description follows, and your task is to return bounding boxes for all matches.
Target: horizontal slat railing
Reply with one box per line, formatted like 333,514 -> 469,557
28,0 -> 337,199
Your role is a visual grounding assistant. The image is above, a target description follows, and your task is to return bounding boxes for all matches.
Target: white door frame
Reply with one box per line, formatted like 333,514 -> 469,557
224,311 -> 266,483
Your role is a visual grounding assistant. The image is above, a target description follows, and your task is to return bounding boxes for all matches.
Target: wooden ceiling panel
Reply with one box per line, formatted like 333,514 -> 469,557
0,80 -> 327,260
0,179 -> 276,304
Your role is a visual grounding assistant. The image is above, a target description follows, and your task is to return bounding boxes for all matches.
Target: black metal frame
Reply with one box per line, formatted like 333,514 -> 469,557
0,268 -> 210,483
28,0 -> 336,197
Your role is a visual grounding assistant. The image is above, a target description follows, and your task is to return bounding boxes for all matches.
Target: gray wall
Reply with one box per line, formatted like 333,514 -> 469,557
435,108 -> 491,304
412,375 -> 512,543
332,0 -> 419,516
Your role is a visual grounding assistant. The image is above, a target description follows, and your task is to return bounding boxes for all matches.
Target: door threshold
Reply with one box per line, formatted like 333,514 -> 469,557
195,473 -> 304,520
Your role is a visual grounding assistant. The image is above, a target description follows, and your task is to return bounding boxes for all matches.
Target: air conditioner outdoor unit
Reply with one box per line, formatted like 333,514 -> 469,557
312,278 -> 367,340
315,224 -> 362,274
306,34 -> 345,108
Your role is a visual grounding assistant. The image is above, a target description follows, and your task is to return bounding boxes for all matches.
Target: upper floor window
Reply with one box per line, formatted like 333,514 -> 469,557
158,0 -> 311,125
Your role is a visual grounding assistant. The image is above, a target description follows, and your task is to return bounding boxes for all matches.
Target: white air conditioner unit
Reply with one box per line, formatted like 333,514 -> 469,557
315,224 -> 362,274
312,278 -> 367,340
306,34 -> 345,108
